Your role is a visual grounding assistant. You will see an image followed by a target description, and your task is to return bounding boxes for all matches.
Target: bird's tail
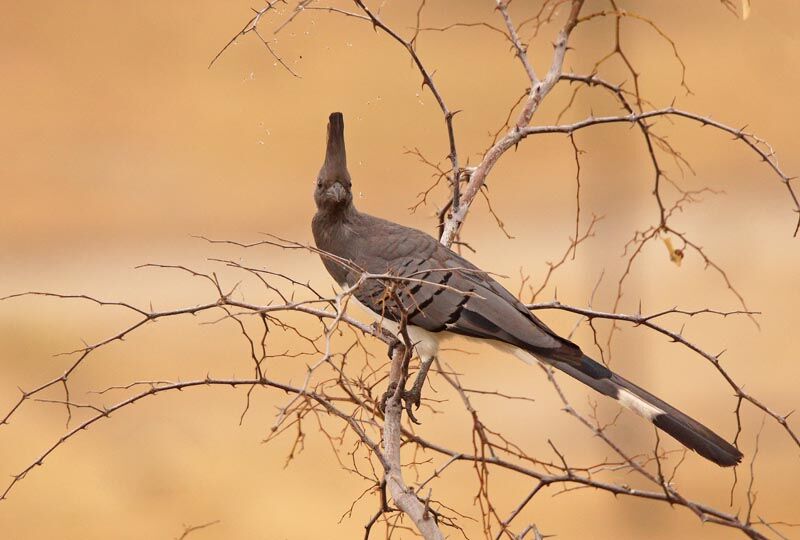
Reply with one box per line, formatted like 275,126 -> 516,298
516,349 -> 742,467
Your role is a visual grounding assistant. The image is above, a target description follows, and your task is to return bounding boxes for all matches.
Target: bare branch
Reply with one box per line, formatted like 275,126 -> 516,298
440,0 -> 586,246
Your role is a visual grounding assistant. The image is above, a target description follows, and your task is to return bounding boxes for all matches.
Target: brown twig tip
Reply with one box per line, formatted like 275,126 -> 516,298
175,520 -> 221,540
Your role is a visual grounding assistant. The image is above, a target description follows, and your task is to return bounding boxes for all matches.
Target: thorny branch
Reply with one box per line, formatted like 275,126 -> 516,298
2,251 -> 795,540
527,301 -> 799,450
440,0 -> 586,247
2,249 -> 794,539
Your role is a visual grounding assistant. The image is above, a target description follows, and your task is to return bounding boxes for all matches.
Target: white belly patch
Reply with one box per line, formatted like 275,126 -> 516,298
348,296 -> 444,361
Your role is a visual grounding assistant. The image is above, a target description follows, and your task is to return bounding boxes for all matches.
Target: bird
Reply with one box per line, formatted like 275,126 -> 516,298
311,111 -> 743,467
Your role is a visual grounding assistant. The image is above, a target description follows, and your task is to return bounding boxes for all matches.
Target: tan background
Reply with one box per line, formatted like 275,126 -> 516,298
1,1 -> 798,539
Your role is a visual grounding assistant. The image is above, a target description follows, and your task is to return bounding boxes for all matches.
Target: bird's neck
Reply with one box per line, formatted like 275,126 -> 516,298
314,201 -> 357,227
312,202 -> 358,253
312,202 -> 360,286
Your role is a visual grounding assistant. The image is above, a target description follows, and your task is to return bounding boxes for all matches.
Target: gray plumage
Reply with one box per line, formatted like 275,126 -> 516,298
311,112 -> 742,467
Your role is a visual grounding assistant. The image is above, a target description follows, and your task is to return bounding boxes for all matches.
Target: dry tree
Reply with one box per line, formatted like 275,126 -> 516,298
2,1 -> 798,539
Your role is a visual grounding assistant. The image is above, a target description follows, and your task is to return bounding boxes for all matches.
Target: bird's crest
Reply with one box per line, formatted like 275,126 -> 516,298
322,112 -> 349,180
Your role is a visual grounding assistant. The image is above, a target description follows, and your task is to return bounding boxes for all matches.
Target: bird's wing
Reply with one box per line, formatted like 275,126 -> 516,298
351,221 -> 582,365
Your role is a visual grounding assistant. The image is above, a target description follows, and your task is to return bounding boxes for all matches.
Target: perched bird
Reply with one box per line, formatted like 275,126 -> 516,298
311,112 -> 742,467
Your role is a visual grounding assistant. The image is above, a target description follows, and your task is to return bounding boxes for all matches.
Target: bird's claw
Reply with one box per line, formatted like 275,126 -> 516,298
380,381 -> 424,425
403,384 -> 423,424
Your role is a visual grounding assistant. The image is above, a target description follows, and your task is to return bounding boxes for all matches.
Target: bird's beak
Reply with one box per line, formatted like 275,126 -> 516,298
327,181 -> 347,203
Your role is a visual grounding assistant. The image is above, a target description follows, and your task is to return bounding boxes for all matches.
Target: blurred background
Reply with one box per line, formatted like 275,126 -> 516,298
1,1 -> 798,538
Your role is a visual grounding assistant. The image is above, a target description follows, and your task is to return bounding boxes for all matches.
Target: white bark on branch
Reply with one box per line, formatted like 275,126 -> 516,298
440,0 -> 585,247
383,345 -> 445,540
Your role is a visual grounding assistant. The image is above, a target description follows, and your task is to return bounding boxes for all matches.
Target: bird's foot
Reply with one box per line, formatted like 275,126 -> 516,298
380,358 -> 433,425
379,380 -> 424,425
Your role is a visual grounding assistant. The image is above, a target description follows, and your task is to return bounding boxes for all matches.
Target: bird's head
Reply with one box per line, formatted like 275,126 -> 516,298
315,112 -> 353,210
